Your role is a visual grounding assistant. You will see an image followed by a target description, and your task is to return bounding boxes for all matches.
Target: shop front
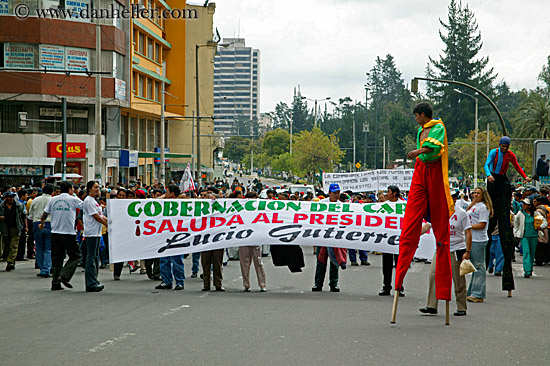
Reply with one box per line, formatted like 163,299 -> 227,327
0,157 -> 55,188
47,142 -> 88,181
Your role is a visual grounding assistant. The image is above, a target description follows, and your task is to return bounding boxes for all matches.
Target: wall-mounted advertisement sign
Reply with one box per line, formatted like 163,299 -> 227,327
4,43 -> 36,69
66,47 -> 90,72
39,44 -> 65,71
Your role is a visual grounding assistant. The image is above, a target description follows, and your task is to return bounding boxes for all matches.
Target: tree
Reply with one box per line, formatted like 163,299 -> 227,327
538,55 -> 550,97
513,92 -> 550,139
291,87 -> 312,132
267,102 -> 292,130
427,0 -> 497,139
223,136 -> 250,163
449,128 -> 501,177
292,127 -> 344,175
262,128 -> 290,157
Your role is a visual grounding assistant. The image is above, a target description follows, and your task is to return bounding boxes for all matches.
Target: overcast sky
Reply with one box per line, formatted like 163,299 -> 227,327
211,0 -> 550,114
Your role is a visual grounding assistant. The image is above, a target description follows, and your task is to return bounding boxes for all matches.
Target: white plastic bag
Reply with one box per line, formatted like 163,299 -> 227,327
460,259 -> 477,276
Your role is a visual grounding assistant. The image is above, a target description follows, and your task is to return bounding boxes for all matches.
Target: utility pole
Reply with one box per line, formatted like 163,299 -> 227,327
62,98 -> 67,181
383,136 -> 386,169
192,110 -> 195,177
195,45 -> 201,186
160,79 -> 166,185
95,17 -> 102,183
363,86 -> 368,168
353,104 -> 357,171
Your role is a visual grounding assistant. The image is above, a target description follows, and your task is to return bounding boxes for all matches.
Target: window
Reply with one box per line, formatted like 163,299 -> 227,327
155,81 -> 161,101
155,44 -> 161,63
148,119 -> 155,150
139,118 -> 146,151
155,119 -> 161,148
139,75 -> 145,97
147,38 -> 154,58
121,115 -> 128,148
0,104 -> 22,133
139,33 -> 145,54
147,78 -> 153,99
133,29 -> 138,52
130,117 -> 138,150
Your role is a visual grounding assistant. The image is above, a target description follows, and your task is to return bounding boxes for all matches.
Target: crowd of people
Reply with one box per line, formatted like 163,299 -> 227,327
1,174 -> 548,314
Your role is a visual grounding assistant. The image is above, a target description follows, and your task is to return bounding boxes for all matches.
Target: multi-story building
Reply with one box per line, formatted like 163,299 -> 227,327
213,38 -> 260,137
0,0 -> 130,187
0,0 -> 219,187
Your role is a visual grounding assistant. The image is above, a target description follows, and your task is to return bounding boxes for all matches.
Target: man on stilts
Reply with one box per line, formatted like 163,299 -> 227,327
484,137 -> 531,296
392,102 -> 454,324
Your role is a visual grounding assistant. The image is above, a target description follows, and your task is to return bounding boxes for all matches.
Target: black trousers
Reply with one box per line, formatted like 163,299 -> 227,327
51,233 -> 81,285
382,253 -> 398,289
486,174 -> 515,291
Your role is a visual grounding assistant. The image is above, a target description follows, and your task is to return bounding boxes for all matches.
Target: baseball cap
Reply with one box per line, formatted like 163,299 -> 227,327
4,191 -> 16,198
135,189 -> 146,198
499,136 -> 511,145
329,183 -> 341,193
522,198 -> 531,205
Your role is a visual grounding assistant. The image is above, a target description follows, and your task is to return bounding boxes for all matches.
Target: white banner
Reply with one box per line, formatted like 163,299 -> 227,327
322,169 -> 414,193
108,199 -> 435,262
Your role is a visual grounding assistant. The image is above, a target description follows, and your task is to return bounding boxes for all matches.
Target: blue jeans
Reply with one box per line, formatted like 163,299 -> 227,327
33,222 -> 51,275
467,240 -> 488,298
488,235 -> 504,273
160,255 -> 185,286
348,249 -> 368,262
84,237 -> 101,289
192,252 -> 200,273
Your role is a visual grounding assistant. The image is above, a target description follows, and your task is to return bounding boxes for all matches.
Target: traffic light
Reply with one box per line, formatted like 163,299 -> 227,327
18,112 -> 28,129
411,78 -> 419,93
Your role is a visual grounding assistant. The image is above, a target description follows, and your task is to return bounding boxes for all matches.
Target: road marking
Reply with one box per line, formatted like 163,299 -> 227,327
163,304 -> 190,316
88,333 -> 135,353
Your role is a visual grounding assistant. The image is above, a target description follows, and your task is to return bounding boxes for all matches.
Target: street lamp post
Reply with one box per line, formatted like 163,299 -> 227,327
302,96 -> 331,127
454,88 -> 479,188
195,42 -> 229,187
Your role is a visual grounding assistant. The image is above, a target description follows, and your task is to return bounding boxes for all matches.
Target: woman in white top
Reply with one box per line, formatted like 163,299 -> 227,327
466,187 -> 493,302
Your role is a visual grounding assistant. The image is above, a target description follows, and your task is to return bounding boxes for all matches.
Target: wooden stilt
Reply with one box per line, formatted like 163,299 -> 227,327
390,290 -> 400,324
508,290 -> 512,298
445,301 -> 450,325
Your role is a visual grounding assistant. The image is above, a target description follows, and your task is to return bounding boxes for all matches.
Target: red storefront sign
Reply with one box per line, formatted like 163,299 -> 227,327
66,162 -> 81,175
47,142 -> 86,158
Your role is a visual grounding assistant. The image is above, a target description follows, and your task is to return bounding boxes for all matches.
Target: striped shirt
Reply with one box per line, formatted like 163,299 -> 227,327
484,148 -> 527,179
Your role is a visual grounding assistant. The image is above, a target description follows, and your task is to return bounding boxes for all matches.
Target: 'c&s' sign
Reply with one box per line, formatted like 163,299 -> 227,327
47,142 -> 86,158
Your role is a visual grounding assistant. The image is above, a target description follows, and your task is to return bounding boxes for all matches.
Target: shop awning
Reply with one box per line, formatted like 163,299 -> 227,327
0,157 -> 56,166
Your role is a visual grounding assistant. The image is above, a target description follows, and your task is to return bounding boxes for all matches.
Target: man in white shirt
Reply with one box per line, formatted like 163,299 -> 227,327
40,181 -> 83,291
28,184 -> 54,277
419,191 -> 472,316
82,181 -> 108,292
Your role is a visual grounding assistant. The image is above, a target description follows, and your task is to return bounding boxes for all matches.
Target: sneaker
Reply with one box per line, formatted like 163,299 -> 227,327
51,284 -> 63,291
260,287 -> 267,292
360,260 -> 371,266
488,267 -> 494,274
312,285 -> 322,292
466,296 -> 484,303
243,287 -> 250,292
191,272 -> 198,278
86,285 -> 104,293
453,311 -> 467,316
174,284 -> 184,290
494,272 -> 502,276
419,307 -> 437,314
5,263 -> 15,271
378,287 -> 391,296
330,286 -> 340,292
350,261 -> 359,266
155,282 -> 172,290
399,288 -> 405,297
113,276 -> 121,281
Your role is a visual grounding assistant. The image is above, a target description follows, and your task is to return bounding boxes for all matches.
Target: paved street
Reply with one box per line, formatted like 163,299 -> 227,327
1,250 -> 549,366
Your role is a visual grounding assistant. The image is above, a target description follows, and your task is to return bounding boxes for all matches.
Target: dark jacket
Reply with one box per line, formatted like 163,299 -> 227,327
0,199 -> 26,236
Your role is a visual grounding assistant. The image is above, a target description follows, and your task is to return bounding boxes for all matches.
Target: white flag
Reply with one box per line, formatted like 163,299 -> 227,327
179,163 -> 196,193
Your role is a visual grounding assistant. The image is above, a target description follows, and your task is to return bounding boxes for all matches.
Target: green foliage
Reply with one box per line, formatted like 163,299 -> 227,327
449,129 -> 501,176
512,92 -> 550,139
291,88 -> 312,132
427,0 -> 497,140
271,152 -> 294,172
538,55 -> 550,97
291,127 -> 344,175
262,128 -> 290,157
267,102 -> 292,130
223,136 -> 250,163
